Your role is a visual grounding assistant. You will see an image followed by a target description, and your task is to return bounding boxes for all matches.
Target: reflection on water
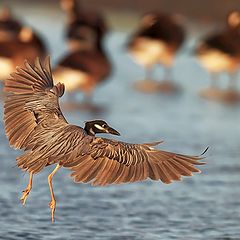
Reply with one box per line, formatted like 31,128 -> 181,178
0,3 -> 240,240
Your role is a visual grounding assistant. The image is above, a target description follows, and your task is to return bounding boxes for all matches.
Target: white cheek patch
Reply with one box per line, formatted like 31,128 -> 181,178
94,124 -> 105,131
89,128 -> 95,135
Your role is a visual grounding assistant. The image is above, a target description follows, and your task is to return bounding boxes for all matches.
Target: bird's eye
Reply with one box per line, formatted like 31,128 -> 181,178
102,124 -> 106,128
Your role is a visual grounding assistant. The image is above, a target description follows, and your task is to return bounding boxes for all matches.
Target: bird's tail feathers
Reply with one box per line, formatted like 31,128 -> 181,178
16,151 -> 48,174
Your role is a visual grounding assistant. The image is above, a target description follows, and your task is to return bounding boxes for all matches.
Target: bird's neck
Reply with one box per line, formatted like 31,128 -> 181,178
84,127 -> 95,136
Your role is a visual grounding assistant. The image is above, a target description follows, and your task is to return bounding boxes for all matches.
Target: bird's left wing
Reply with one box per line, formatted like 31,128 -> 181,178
4,57 -> 67,150
61,132 -> 206,186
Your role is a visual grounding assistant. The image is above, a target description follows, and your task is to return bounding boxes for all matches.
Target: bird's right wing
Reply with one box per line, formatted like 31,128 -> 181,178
4,57 -> 67,150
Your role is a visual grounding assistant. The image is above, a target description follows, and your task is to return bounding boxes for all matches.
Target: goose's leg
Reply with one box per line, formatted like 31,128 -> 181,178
20,172 -> 33,205
163,66 -> 172,81
48,164 -> 61,222
145,66 -> 153,81
83,92 -> 93,104
210,72 -> 219,89
228,72 -> 237,90
67,92 -> 76,102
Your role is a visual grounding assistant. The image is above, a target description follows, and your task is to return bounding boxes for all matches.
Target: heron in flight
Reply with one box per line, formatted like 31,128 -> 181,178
4,57 -> 206,222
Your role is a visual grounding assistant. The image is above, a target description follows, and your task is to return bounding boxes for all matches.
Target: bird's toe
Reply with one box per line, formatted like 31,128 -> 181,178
20,188 -> 31,205
49,200 -> 56,222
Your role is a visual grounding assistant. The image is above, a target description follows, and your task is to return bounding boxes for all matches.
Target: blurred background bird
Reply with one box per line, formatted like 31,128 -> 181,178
0,6 -> 47,81
128,11 -> 185,93
53,0 -> 111,108
60,0 -> 108,51
0,6 -> 22,41
196,10 -> 240,103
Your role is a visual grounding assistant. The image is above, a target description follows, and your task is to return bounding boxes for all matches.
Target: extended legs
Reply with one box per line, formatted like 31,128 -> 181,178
20,165 -> 61,222
20,172 -> 33,205
48,164 -> 61,222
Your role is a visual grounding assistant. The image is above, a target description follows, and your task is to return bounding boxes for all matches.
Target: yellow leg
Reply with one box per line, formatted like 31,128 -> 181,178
48,164 -> 61,222
20,172 -> 33,205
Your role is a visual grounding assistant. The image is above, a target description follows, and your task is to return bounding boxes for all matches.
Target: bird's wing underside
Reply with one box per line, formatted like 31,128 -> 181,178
60,128 -> 206,185
4,57 -> 67,151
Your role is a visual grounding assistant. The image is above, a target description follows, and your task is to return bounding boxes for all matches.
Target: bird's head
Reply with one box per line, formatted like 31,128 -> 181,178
84,120 -> 120,136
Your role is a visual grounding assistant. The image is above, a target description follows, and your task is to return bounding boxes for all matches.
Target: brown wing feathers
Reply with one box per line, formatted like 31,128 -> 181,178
4,57 -> 68,173
67,137 -> 205,186
4,93 -> 37,149
4,57 -> 54,150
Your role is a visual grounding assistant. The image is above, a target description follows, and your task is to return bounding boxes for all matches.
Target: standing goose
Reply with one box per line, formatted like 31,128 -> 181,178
0,6 -> 22,81
4,57 -> 206,222
0,26 -> 47,81
54,46 -> 111,100
196,11 -> 240,102
60,0 -> 107,51
54,3 -> 110,104
128,11 -> 185,93
0,6 -> 22,41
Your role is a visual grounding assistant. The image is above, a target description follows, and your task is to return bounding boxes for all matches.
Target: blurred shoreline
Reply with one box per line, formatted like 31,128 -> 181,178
3,0 -> 240,30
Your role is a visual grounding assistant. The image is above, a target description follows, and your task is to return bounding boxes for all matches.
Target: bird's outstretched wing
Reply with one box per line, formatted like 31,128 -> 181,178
61,131 -> 206,186
4,57 -> 67,151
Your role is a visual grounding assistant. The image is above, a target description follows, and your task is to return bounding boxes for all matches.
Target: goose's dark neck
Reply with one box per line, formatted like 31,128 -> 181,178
95,36 -> 104,53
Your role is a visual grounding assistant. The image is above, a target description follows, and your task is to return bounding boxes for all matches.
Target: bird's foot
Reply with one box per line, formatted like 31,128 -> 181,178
49,199 -> 56,222
20,188 -> 31,205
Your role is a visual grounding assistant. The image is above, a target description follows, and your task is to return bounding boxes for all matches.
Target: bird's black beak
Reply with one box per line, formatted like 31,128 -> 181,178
106,126 -> 120,136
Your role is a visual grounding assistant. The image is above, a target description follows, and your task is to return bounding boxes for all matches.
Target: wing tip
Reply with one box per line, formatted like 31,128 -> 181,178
194,146 -> 209,163
145,140 -> 164,148
200,146 -> 209,156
